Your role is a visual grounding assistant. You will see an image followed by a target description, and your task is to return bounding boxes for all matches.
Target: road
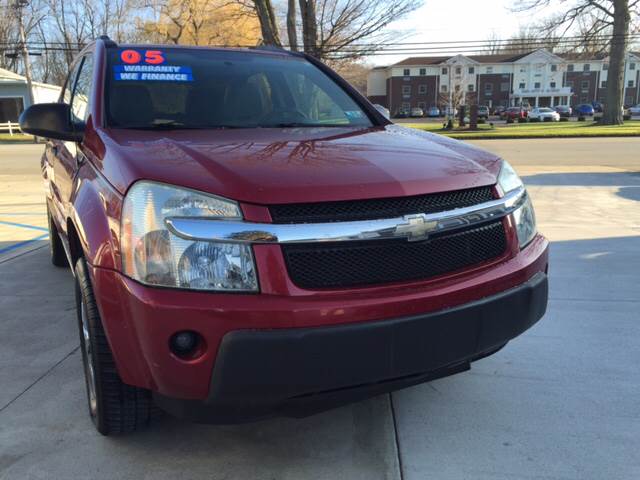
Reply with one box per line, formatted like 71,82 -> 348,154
1,138 -> 639,479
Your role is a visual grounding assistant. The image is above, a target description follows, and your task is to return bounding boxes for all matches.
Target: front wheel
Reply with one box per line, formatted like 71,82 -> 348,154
75,257 -> 155,435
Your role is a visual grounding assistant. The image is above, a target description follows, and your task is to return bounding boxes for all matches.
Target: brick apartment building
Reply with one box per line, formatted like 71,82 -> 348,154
367,49 -> 640,115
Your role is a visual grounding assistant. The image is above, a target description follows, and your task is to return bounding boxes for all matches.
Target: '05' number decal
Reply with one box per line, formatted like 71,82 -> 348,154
120,49 -> 165,65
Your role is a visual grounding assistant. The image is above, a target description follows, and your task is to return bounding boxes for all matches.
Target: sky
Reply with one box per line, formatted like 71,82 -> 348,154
371,0 -> 557,66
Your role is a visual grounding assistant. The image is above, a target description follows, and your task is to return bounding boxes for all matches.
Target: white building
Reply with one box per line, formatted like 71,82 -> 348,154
367,49 -> 640,115
0,68 -> 62,123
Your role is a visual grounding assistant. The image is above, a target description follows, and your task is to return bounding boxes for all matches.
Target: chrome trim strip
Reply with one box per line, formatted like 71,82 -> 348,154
165,186 -> 526,244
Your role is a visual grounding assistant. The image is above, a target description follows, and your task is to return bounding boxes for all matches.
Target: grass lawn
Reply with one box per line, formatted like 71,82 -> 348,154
0,133 -> 36,142
404,120 -> 640,139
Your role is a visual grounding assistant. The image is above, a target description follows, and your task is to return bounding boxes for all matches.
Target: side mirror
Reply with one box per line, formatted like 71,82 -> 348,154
373,104 -> 390,120
19,103 -> 84,142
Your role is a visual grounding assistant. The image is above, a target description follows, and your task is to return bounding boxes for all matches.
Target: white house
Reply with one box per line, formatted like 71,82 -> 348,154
0,68 -> 62,124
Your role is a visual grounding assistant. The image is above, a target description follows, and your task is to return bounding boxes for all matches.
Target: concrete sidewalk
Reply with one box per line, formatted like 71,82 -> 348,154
1,140 -> 639,479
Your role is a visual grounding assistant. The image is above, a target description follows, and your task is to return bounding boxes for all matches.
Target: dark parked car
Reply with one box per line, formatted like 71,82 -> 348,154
554,105 -> 572,118
19,37 -> 548,435
493,106 -> 506,116
591,102 -> 603,113
575,104 -> 595,116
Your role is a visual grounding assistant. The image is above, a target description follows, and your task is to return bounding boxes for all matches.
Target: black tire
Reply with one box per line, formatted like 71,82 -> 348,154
48,209 -> 68,268
75,257 -> 155,435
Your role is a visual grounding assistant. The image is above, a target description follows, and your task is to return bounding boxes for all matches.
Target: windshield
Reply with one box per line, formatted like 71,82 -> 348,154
539,108 -> 552,112
106,48 -> 373,129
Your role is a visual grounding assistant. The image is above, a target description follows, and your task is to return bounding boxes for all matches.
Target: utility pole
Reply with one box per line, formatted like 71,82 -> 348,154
13,0 -> 37,142
14,0 -> 35,110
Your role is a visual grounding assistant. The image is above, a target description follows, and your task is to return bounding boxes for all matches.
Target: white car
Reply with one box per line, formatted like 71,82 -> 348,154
628,105 -> 640,115
373,104 -> 390,119
528,107 -> 560,121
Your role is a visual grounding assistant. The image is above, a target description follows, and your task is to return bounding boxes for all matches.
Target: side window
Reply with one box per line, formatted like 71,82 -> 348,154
62,61 -> 82,105
70,55 -> 94,124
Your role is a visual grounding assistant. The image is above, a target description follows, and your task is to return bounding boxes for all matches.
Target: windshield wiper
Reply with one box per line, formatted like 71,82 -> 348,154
265,123 -> 350,128
122,120 -> 204,130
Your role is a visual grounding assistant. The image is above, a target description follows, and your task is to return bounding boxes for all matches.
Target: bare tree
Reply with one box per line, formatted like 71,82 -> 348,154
300,0 -> 422,61
249,0 -> 421,60
252,0 -> 281,46
287,0 -> 298,51
515,0 -> 639,125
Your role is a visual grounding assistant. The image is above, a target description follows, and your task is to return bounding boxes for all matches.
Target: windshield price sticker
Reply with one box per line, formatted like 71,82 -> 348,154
114,65 -> 194,82
345,110 -> 364,119
115,49 -> 194,82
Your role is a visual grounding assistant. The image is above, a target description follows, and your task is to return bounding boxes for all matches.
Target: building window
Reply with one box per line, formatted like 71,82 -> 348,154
631,63 -> 637,70
419,68 -> 426,76
442,67 -> 448,75
603,63 -> 609,70
550,82 -> 556,88
566,80 -> 574,88
534,82 -> 541,89
484,83 -> 493,92
455,66 -> 461,75
581,80 -> 589,90
486,66 -> 493,74
401,102 -> 410,110
468,67 -> 475,74
519,82 -> 525,89
403,68 -> 410,76
629,80 -> 635,87
601,80 -> 607,88
567,64 -> 574,72
580,96 -> 588,103
583,64 -> 590,72
455,84 -> 461,92
468,84 -> 475,92
441,85 -> 448,92
418,84 -> 427,94
501,82 -> 510,92
418,102 -> 426,110
402,85 -> 411,95
550,64 -> 557,72
0,97 -> 25,123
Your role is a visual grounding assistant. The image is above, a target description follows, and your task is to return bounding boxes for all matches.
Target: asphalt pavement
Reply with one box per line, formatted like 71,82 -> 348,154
1,138 -> 639,479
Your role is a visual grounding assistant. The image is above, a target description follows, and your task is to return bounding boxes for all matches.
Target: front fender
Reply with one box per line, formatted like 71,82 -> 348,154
70,161 -> 123,270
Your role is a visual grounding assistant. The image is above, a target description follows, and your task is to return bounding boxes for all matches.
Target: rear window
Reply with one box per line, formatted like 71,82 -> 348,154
105,48 -> 373,129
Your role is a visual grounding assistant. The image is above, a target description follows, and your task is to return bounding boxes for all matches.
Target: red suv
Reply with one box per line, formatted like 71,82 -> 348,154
20,37 -> 548,435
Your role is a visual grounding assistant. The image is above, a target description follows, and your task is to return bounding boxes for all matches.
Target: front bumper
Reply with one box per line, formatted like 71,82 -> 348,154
154,271 -> 547,423
90,233 -> 548,414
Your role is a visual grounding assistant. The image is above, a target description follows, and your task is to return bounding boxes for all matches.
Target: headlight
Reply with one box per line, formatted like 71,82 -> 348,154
121,181 -> 258,292
497,160 -> 537,249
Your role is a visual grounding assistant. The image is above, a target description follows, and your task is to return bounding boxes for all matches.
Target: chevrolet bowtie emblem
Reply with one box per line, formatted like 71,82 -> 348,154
395,214 -> 439,242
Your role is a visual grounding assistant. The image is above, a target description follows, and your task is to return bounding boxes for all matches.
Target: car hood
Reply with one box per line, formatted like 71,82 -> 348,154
95,124 -> 503,205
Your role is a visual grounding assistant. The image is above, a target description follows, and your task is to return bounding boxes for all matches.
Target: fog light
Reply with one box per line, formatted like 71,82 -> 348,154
170,331 -> 199,356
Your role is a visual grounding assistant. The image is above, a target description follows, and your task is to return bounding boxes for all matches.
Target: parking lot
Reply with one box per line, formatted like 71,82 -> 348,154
1,138 -> 639,479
